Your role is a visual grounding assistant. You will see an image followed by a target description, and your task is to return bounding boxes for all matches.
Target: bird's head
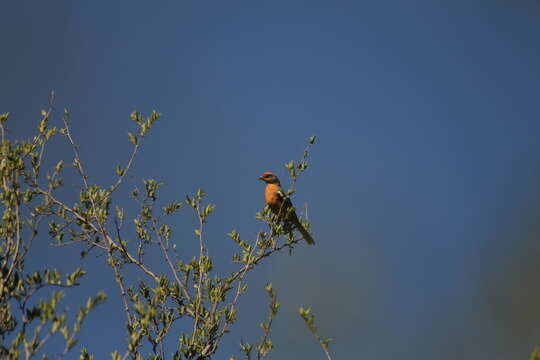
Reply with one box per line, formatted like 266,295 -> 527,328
258,171 -> 280,185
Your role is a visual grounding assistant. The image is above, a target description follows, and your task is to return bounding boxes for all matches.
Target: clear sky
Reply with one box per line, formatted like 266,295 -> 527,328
2,1 -> 540,359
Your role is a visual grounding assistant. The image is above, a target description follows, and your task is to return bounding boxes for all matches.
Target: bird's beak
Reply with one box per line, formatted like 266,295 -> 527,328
258,176 -> 263,181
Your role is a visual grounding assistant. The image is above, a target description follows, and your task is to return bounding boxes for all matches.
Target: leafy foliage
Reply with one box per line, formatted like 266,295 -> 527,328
0,108 -> 106,359
0,100 -> 328,359
299,307 -> 333,360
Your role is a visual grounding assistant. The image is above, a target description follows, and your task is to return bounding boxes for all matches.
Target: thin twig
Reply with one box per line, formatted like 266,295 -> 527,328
192,204 -> 207,341
109,138 -> 141,193
150,216 -> 192,302
213,234 -> 260,347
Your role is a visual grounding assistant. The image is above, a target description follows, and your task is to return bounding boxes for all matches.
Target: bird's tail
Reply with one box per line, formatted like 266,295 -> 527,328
293,218 -> 315,245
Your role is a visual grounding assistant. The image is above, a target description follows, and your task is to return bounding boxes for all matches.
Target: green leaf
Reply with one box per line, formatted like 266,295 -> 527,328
80,348 -> 94,360
265,283 -> 273,296
55,160 -> 64,173
130,111 -> 143,124
127,132 -> 138,145
60,326 -> 69,340
196,188 -> 205,200
66,268 -> 86,286
163,201 -> 183,215
321,337 -> 333,348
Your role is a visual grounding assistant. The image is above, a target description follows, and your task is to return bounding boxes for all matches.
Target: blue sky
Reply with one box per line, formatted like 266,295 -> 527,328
2,1 -> 540,359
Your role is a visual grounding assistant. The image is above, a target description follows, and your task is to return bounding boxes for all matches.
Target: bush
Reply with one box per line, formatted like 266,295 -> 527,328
0,102 -> 331,360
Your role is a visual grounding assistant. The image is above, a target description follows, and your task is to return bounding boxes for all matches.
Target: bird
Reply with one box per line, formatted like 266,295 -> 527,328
258,171 -> 315,245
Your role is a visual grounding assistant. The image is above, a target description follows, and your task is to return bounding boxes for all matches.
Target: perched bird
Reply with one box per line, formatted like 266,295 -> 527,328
258,171 -> 315,245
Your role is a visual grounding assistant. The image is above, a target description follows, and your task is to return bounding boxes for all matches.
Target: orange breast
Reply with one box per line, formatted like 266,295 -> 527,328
265,184 -> 283,213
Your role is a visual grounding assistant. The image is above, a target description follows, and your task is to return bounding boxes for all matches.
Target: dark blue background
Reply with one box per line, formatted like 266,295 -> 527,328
2,1 -> 540,359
